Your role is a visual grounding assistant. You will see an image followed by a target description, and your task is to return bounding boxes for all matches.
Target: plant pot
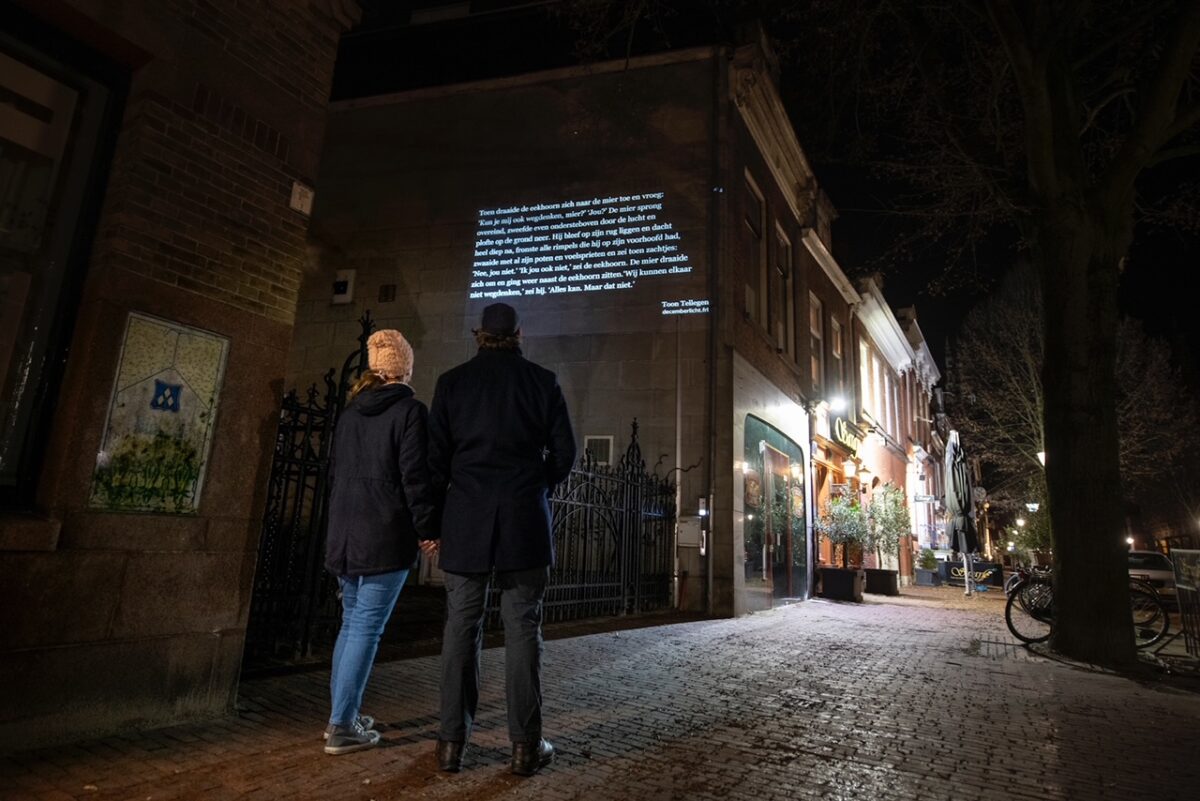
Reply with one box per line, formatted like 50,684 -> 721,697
864,568 -> 900,596
818,567 -> 864,602
915,567 -> 942,587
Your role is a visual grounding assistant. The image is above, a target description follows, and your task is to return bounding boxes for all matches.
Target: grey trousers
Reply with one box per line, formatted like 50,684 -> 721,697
439,566 -> 549,744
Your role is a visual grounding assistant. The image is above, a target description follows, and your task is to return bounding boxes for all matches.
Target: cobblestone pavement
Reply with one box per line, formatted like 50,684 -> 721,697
3,587 -> 1198,801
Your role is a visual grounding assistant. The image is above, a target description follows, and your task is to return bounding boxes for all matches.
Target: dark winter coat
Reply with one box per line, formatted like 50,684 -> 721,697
325,383 -> 438,578
428,348 -> 576,573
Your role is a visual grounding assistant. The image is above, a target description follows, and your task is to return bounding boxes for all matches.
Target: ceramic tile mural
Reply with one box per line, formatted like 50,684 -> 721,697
89,312 -> 229,513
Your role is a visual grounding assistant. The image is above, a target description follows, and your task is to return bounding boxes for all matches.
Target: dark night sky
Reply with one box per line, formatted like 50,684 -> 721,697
335,1 -> 1200,382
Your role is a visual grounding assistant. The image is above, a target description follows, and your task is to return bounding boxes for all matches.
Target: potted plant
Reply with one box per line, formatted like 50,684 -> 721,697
864,483 -> 909,596
815,495 -> 868,602
915,547 -> 942,586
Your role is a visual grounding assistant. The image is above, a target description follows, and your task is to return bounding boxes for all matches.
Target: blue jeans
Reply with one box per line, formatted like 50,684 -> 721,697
439,566 -> 549,744
329,569 -> 408,728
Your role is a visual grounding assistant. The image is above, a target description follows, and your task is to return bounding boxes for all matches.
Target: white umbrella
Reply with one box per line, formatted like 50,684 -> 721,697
944,430 -> 978,595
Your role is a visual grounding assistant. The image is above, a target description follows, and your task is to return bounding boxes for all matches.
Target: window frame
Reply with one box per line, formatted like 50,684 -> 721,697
808,292 -> 824,392
742,172 -> 766,324
0,15 -> 127,510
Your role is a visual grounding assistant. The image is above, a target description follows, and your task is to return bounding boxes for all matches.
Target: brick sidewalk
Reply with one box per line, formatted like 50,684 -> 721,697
3,588 -> 1197,800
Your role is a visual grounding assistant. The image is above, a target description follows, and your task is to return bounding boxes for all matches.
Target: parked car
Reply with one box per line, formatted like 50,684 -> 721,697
1128,550 -> 1176,601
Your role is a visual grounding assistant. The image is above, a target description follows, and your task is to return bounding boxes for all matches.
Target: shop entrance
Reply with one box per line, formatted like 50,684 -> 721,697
743,416 -> 808,602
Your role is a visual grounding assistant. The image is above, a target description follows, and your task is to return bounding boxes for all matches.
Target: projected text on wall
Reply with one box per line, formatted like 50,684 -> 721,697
470,193 -> 708,315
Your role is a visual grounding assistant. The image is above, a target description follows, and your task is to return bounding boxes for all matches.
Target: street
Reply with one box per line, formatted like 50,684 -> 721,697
3,588 -> 1197,801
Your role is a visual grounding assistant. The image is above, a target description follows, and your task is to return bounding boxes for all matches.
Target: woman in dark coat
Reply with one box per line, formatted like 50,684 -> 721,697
322,329 -> 437,755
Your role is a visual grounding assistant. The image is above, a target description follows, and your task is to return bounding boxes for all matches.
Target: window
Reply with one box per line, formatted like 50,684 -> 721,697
883,372 -> 893,436
859,340 -> 871,416
774,226 -> 793,358
742,174 -> 765,323
584,435 -> 614,466
809,293 -> 824,390
0,29 -> 122,507
871,351 -> 883,423
830,318 -> 843,392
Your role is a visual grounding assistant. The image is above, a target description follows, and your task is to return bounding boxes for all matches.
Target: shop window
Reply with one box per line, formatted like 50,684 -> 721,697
743,415 -> 808,600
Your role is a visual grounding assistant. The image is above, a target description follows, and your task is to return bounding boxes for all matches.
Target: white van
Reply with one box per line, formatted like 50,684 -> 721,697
1128,550 -> 1176,601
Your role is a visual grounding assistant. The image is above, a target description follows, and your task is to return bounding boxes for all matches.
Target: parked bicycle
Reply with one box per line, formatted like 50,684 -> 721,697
1004,566 -> 1169,648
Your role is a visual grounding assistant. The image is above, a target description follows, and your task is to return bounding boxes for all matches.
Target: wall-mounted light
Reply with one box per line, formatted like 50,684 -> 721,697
843,461 -> 857,478
698,497 -> 708,517
830,396 -> 847,413
1125,536 -> 1134,546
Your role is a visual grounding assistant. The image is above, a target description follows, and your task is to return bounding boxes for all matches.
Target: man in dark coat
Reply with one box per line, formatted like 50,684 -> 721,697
428,302 -> 576,776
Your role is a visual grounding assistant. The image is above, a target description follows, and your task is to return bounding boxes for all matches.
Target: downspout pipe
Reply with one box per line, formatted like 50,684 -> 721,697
706,46 -> 729,616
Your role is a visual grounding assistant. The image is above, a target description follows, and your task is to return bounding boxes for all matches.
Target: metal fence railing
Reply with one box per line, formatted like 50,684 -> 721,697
243,314 -> 675,671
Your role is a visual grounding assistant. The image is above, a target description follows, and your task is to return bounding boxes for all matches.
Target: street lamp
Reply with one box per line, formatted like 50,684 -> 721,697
1125,536 -> 1134,547
1036,451 -> 1046,466
1025,502 -> 1040,513
1016,518 -> 1026,527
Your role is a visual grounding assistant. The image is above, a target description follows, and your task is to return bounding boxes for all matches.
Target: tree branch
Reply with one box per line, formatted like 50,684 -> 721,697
1165,101 -> 1200,143
985,0 -> 1062,197
1148,143 -> 1200,167
1072,0 -> 1177,70
1079,85 -> 1135,136
1101,1 -> 1200,201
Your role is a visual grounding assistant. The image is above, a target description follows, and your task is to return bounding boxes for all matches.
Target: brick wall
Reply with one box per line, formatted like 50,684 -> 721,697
83,0 -> 348,324
0,0 -> 355,751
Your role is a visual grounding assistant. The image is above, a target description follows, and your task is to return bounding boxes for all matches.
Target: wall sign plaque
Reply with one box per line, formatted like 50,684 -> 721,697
89,312 -> 229,514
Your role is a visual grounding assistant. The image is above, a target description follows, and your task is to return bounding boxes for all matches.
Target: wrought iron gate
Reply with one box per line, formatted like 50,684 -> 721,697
244,316 -> 676,670
243,313 -> 373,669
489,423 -> 676,627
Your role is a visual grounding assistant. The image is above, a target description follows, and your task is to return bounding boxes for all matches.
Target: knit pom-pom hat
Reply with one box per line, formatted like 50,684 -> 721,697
367,329 -> 413,383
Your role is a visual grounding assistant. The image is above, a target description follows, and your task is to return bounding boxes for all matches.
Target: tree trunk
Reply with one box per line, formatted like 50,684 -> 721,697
1037,204 -> 1134,667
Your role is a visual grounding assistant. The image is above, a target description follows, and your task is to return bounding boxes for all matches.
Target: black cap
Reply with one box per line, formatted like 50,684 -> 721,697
479,302 -> 520,336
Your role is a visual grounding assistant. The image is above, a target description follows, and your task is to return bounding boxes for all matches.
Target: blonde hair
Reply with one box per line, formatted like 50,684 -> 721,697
348,369 -> 384,401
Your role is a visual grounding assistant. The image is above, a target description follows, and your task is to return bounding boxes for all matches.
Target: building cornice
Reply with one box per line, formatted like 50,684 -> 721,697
856,277 -> 915,372
330,45 -> 720,110
802,230 -> 860,306
729,44 -> 818,227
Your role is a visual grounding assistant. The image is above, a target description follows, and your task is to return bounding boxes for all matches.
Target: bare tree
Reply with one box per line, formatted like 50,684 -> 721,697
954,261 -> 1198,520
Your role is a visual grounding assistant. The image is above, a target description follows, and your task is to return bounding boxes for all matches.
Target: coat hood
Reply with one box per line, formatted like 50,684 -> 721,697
351,383 -> 414,416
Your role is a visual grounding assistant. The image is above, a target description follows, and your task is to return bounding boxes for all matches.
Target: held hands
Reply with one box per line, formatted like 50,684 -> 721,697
418,539 -> 440,558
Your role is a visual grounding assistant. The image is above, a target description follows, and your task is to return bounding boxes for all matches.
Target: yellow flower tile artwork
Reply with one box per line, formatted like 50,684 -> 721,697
89,312 -> 229,513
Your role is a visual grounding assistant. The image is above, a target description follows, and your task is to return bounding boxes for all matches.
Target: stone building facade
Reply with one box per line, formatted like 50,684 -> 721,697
0,0 -> 355,750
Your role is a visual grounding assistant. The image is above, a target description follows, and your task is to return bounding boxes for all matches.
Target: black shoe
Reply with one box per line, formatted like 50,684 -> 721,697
323,721 -> 380,755
511,738 -> 554,776
436,739 -> 465,772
